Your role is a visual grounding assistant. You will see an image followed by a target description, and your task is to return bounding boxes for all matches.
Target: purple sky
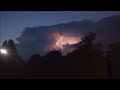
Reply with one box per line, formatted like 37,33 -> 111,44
0,11 -> 120,45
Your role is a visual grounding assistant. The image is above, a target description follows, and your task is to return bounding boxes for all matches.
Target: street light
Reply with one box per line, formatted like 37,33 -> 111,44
0,48 -> 8,55
0,48 -> 22,64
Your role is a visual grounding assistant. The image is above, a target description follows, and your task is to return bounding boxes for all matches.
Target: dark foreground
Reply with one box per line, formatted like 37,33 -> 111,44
0,32 -> 120,79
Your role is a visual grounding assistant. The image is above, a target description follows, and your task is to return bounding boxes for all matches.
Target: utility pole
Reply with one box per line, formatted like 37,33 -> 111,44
107,58 -> 112,79
0,16 -> 1,58
0,16 -> 1,47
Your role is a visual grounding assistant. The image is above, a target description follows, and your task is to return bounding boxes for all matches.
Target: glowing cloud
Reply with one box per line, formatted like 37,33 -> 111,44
49,32 -> 81,54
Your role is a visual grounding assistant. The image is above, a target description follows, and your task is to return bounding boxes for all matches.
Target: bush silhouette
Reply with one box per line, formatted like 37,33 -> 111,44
45,50 -> 62,58
29,54 -> 41,64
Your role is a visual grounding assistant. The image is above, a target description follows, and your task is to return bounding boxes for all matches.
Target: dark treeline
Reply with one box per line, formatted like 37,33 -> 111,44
0,32 -> 120,79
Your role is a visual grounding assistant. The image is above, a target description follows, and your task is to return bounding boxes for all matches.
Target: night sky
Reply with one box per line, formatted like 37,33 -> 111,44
0,11 -> 120,45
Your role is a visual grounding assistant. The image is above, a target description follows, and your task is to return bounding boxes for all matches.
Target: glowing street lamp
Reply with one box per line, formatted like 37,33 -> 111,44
0,48 -> 22,64
0,48 -> 8,55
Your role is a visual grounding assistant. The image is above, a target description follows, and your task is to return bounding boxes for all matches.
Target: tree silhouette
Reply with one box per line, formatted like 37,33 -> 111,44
7,39 -> 17,55
0,39 -> 22,65
65,32 -> 107,79
77,32 -> 96,48
1,40 -> 8,48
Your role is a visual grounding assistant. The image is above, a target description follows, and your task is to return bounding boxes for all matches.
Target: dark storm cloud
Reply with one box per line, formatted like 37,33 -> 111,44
16,25 -> 82,60
0,11 -> 120,45
16,14 -> 120,60
1,11 -> 120,60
